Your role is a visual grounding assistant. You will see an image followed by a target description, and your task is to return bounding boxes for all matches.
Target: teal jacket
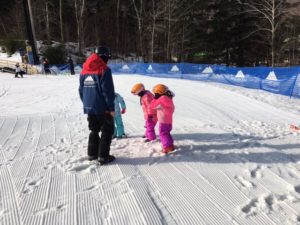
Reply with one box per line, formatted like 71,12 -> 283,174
114,93 -> 126,116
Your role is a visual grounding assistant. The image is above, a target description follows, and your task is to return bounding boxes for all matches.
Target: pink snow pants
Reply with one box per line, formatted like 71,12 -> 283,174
145,117 -> 157,140
159,123 -> 173,148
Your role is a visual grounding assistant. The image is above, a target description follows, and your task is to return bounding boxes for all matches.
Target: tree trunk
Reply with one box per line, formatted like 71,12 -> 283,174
150,0 -> 156,62
150,19 -> 156,62
75,0 -> 85,56
180,21 -> 185,62
292,27 -> 296,65
226,47 -> 229,66
271,0 -> 275,67
116,0 -> 120,50
132,0 -> 144,61
236,0 -> 288,67
166,0 -> 171,61
59,0 -> 64,42
0,22 -> 7,34
46,1 -> 50,44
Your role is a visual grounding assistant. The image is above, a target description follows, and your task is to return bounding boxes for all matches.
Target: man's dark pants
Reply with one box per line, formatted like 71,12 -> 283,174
87,114 -> 114,158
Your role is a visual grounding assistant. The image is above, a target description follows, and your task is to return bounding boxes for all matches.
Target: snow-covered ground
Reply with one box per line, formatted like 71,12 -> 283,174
1,72 -> 300,225
0,52 -> 22,63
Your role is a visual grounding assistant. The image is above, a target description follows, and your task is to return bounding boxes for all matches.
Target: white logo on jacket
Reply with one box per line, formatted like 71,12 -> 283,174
84,76 -> 96,87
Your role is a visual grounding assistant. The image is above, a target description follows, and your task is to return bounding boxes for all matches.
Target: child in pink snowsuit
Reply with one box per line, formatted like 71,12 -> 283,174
131,83 -> 157,141
150,84 -> 175,153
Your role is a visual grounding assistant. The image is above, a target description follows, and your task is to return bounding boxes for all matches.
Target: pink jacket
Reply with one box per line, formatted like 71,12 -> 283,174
150,96 -> 174,124
141,91 -> 156,120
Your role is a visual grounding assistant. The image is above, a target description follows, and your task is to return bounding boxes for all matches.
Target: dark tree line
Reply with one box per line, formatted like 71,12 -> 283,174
0,0 -> 299,66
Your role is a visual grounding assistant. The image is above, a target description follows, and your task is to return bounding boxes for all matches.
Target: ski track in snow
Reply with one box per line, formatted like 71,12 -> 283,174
0,73 -> 300,224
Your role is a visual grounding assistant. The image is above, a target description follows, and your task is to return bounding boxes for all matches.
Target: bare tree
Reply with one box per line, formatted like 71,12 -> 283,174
149,0 -> 165,62
277,15 -> 300,65
0,0 -> 298,65
0,21 -> 7,34
116,0 -> 121,50
165,0 -> 172,61
75,0 -> 86,55
59,0 -> 64,42
45,1 -> 50,44
162,0 -> 197,62
236,0 -> 290,67
131,0 -> 144,60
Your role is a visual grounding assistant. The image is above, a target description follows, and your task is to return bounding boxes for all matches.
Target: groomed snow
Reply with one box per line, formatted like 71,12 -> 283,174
1,73 -> 300,225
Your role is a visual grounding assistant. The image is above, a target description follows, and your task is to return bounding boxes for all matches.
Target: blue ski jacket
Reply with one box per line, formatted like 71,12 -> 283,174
79,53 -> 115,114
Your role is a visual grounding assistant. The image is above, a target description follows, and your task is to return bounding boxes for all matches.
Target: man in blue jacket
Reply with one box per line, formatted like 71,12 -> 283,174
79,46 -> 115,165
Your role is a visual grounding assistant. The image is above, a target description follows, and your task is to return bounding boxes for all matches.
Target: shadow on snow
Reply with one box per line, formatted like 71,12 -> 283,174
114,132 -> 300,165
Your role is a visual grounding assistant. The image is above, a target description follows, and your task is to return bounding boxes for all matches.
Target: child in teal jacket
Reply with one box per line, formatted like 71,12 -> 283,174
114,93 -> 127,138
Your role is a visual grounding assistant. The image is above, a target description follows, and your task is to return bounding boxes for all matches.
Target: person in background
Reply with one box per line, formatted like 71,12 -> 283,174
131,83 -> 157,142
113,92 -> 127,139
150,84 -> 175,153
43,57 -> 50,74
15,62 -> 23,78
68,57 -> 75,75
79,46 -> 116,165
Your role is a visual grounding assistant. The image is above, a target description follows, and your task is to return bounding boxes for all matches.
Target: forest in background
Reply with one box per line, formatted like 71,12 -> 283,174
0,0 -> 300,66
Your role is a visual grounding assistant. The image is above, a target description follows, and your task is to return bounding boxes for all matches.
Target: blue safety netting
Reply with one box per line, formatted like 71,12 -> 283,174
49,63 -> 300,98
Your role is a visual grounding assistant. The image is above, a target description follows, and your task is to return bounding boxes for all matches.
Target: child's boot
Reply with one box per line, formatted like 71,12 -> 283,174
162,145 -> 175,154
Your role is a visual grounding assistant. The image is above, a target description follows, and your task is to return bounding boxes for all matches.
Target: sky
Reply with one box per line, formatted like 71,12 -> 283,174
0,72 -> 300,225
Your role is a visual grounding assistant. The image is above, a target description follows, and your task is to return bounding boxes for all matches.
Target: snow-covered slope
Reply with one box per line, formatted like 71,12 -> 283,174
0,52 -> 22,63
1,73 -> 300,225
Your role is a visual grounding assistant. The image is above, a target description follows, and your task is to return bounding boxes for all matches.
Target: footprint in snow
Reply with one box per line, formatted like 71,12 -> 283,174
68,162 -> 98,174
294,185 -> 300,194
250,166 -> 263,179
242,193 -> 296,216
235,176 -> 254,189
22,177 -> 43,194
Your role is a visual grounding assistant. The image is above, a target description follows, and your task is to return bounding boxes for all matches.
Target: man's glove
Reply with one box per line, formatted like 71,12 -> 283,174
121,108 -> 126,114
106,111 -> 115,117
